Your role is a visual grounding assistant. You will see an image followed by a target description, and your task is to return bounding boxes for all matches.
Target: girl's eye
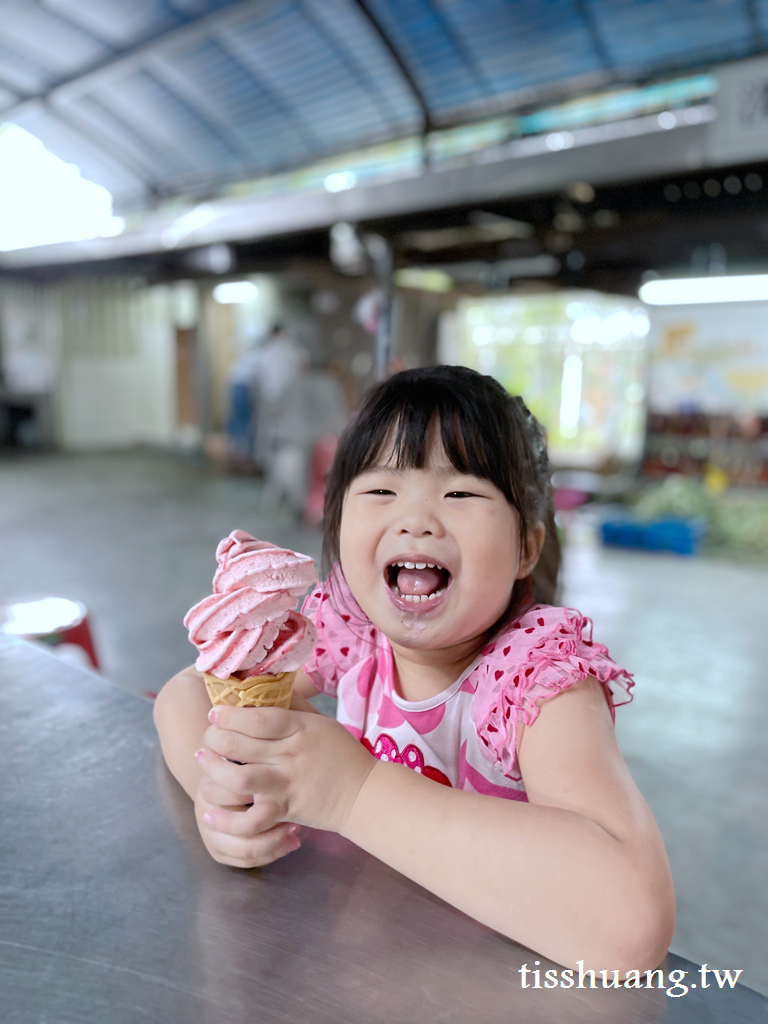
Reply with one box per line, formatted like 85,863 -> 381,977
446,491 -> 475,498
365,489 -> 394,495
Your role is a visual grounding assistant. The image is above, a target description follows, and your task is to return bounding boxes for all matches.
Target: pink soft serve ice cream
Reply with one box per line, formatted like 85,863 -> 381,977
184,530 -> 318,680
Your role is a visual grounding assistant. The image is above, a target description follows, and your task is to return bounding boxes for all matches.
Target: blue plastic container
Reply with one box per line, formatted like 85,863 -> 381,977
600,517 -> 707,555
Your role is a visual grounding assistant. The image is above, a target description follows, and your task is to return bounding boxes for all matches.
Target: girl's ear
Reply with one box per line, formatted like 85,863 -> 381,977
531,511 -> 562,606
518,520 -> 547,578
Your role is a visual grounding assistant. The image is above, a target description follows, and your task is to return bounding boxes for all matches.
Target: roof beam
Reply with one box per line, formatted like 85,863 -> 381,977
743,0 -> 765,50
573,0 -> 614,72
0,112 -> 714,269
296,0 -> 403,129
422,0 -> 492,98
0,74 -> 28,100
0,0 -> 274,119
350,0 -> 434,132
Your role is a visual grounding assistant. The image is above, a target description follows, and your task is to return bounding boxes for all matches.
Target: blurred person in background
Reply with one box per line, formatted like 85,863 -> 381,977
261,358 -> 350,519
253,324 -> 310,473
225,333 -> 262,473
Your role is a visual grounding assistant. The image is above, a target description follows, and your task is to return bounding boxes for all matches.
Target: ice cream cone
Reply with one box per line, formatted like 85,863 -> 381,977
203,670 -> 295,709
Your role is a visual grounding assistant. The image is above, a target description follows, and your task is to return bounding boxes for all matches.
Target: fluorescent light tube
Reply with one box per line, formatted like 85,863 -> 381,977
639,274 -> 768,305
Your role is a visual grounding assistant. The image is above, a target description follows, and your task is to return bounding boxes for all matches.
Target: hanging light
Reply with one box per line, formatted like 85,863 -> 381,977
213,281 -> 258,304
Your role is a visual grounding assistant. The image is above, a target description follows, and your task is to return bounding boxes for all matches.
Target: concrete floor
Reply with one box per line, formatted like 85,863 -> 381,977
560,512 -> 768,997
1,449 -> 766,995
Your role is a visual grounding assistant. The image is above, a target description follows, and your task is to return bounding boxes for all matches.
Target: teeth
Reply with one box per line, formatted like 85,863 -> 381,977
388,561 -> 451,588
394,586 -> 447,602
391,560 -> 445,570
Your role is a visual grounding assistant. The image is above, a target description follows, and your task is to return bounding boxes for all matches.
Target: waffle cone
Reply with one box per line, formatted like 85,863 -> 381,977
203,670 -> 295,709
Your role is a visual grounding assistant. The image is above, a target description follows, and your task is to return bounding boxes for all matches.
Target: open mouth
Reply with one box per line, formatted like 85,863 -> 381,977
385,560 -> 452,604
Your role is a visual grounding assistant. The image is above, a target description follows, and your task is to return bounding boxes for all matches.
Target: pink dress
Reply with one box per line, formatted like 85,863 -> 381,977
301,574 -> 634,800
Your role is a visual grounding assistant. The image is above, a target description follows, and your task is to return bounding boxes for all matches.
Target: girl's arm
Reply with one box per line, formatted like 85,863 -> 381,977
339,675 -> 675,974
153,665 -> 323,798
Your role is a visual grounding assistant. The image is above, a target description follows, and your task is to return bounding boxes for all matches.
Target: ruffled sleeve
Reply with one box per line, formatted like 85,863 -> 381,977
300,570 -> 374,697
471,605 -> 634,777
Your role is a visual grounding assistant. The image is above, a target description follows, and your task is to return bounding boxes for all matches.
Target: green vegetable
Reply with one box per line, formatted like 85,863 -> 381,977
631,476 -> 768,554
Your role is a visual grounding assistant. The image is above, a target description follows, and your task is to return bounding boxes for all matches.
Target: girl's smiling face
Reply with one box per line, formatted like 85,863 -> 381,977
339,427 -> 541,660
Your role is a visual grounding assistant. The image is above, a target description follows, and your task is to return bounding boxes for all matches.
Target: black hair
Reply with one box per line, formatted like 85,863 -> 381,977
321,365 -> 561,646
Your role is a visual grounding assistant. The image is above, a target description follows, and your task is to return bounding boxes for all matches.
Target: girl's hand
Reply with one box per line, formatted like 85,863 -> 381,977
193,775 -> 302,868
195,707 -> 376,835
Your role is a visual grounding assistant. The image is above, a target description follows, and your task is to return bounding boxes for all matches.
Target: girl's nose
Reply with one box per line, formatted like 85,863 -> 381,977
395,500 -> 444,537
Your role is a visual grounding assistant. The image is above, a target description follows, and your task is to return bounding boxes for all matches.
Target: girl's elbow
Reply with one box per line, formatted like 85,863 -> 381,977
609,886 -> 676,974
636,901 -> 676,973
152,679 -> 172,734
606,841 -> 676,973
574,916 -> 673,977
572,860 -> 675,974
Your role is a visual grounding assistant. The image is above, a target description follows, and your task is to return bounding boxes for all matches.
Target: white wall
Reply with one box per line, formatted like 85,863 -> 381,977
59,281 -> 176,449
1,277 -> 178,449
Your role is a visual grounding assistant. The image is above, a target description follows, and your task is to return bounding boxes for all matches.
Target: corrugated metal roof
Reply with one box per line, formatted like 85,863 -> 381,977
0,0 -> 765,208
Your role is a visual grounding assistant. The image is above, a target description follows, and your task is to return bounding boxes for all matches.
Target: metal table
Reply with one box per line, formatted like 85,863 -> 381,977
1,633 -> 765,1024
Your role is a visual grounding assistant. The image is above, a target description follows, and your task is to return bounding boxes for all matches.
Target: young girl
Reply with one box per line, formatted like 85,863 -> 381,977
154,365 -> 675,972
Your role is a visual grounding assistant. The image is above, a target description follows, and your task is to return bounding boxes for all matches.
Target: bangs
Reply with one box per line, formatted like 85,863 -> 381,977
348,384 -> 515,506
